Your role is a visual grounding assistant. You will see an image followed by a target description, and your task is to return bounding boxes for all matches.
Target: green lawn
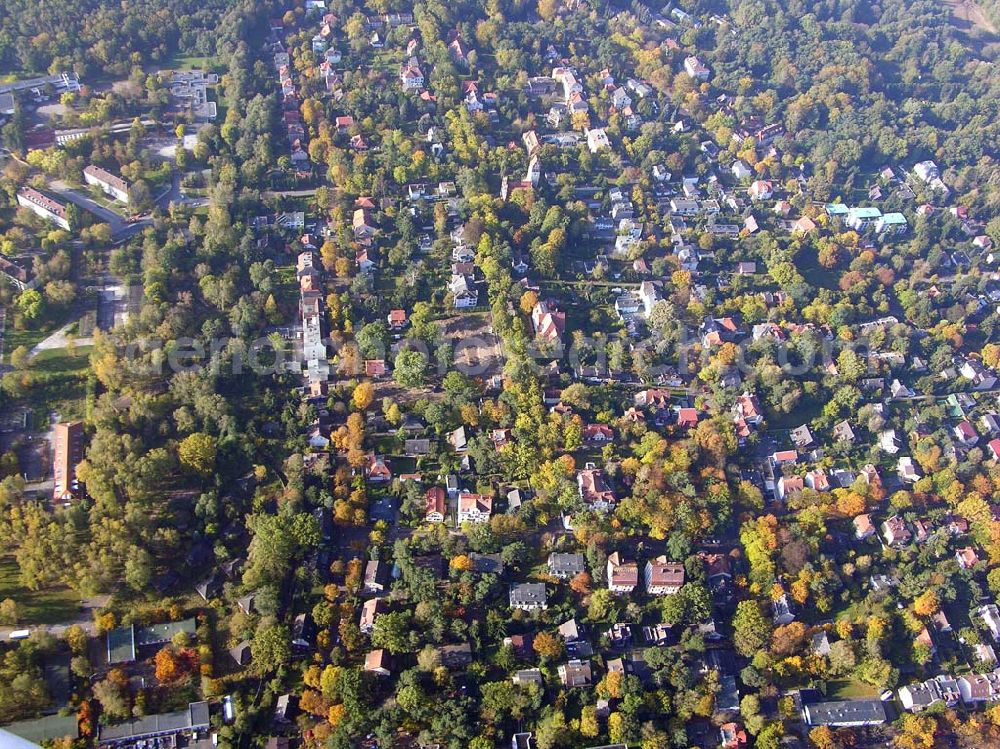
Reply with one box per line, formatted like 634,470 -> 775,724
0,556 -> 80,625
2,321 -> 62,365
164,53 -> 216,71
829,679 -> 880,699
24,346 -> 93,421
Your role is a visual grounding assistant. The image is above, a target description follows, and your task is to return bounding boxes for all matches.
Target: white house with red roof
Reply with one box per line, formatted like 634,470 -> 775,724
424,486 -> 446,523
457,492 -> 492,524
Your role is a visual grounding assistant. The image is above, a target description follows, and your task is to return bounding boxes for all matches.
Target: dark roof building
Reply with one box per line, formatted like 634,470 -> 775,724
548,552 -> 586,579
802,698 -> 887,727
97,701 -> 209,746
509,582 -> 548,610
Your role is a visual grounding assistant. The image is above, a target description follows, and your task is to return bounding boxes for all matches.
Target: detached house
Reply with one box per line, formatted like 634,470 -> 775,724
449,274 -> 479,308
897,456 -> 921,483
747,180 -> 773,201
577,468 -> 616,511
772,594 -> 795,625
853,514 -> 875,540
548,553 -> 586,579
531,300 -> 566,344
363,560 -> 389,594
509,583 -> 547,611
882,515 -> 912,546
955,420 -> 979,445
424,487 -> 446,523
457,492 -> 492,524
957,673 -> 1000,704
400,58 -> 424,91
352,208 -> 376,239
684,56 -> 710,80
583,424 -> 614,443
645,556 -> 685,595
364,649 -> 390,676
606,552 -> 638,594
776,475 -> 804,501
366,454 -> 392,482
360,598 -> 387,634
978,604 -> 1000,640
586,127 -> 611,153
956,546 -> 980,569
558,659 -> 593,687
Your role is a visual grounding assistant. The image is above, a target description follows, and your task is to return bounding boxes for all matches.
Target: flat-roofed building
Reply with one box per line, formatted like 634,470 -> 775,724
97,701 -> 209,746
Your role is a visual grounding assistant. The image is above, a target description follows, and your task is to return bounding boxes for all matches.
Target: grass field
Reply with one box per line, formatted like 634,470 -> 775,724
165,53 -> 216,71
2,321 -> 61,365
25,346 -> 93,421
0,556 -> 80,625
829,679 -> 880,699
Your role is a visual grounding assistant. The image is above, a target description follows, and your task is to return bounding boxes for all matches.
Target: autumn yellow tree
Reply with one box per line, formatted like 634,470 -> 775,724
894,713 -> 936,749
913,589 -> 940,617
808,725 -> 838,749
532,631 -> 563,660
154,647 -> 181,683
328,703 -> 346,727
178,432 -> 216,477
352,382 -> 375,411
520,289 -> 539,316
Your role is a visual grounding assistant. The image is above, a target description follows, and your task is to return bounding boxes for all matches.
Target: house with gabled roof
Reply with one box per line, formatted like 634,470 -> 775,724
400,58 -> 424,91
360,598 -> 387,634
557,659 -> 593,687
424,487 -> 446,523
509,583 -> 547,611
577,468 -> 616,511
457,492 -> 492,524
957,546 -> 980,569
366,454 -> 392,482
548,553 -> 586,579
364,649 -> 391,676
606,552 -> 638,593
854,514 -> 875,540
882,515 -> 912,546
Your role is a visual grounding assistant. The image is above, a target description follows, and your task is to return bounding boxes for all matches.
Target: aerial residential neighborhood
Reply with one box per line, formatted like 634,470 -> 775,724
0,0 -> 998,749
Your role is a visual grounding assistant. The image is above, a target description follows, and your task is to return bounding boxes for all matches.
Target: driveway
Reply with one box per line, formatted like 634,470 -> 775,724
0,595 -> 107,640
28,320 -> 92,359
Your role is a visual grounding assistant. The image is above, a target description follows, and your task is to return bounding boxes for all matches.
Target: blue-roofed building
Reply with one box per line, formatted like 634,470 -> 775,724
846,206 -> 883,231
876,212 -> 908,235
825,203 -> 849,216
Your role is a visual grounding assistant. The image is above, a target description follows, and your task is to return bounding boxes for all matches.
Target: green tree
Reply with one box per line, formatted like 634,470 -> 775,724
15,289 -> 43,322
178,432 -> 216,477
394,350 -> 428,387
370,611 -> 413,654
0,599 -> 17,626
251,622 -> 291,674
733,600 -> 772,657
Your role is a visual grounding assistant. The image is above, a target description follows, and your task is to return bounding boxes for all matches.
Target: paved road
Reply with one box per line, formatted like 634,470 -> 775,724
28,320 -> 92,359
50,180 -> 155,240
265,188 -> 318,198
